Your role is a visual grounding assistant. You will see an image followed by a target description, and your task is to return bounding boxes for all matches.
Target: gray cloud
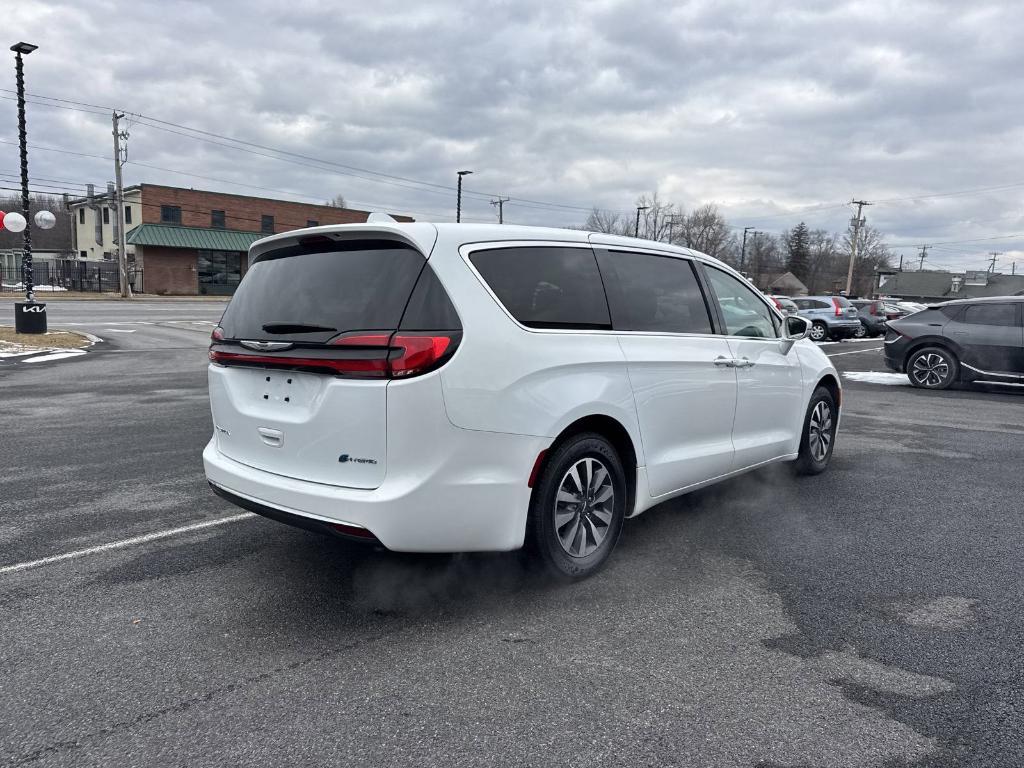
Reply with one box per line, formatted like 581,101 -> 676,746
2,0 -> 1022,269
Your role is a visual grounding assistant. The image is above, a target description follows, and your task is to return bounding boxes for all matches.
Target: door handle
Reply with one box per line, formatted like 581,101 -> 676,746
714,356 -> 736,367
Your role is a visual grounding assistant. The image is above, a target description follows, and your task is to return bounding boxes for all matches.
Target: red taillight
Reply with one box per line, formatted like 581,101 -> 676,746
832,298 -> 842,317
209,331 -> 458,378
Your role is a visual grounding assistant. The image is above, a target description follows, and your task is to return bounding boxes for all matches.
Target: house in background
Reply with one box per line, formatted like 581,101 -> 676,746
876,269 -> 1024,302
68,184 -> 413,295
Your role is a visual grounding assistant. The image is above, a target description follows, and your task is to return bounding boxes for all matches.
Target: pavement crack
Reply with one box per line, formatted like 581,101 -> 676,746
10,632 -> 389,766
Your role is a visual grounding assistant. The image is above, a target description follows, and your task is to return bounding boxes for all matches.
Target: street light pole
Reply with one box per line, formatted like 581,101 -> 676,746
10,41 -> 47,334
456,170 -> 472,223
635,205 -> 649,238
11,42 -> 37,304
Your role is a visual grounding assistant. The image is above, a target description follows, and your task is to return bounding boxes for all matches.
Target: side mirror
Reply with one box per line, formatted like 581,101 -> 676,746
785,315 -> 811,341
780,315 -> 810,354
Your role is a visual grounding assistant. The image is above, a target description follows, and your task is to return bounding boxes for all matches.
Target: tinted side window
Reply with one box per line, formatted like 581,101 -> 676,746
399,265 -> 461,330
595,250 -> 712,334
705,267 -> 777,338
963,303 -> 1017,327
470,246 -> 611,329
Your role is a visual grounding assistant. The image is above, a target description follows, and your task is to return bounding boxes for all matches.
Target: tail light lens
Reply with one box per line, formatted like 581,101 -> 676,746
209,331 -> 459,379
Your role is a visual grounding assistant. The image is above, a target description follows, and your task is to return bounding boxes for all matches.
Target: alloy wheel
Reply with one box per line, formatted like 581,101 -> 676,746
808,400 -> 833,462
554,457 -> 615,558
911,353 -> 950,387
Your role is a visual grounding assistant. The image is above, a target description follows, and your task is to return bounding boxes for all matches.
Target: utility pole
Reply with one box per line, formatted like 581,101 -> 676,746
845,199 -> 871,295
918,244 -> 928,270
739,226 -> 754,272
490,196 -> 509,224
988,252 -> 1001,274
634,205 -> 649,238
112,111 -> 131,298
455,170 -> 472,223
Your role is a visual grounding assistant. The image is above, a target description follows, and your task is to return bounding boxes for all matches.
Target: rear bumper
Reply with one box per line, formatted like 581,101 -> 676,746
203,427 -> 545,553
828,321 -> 862,338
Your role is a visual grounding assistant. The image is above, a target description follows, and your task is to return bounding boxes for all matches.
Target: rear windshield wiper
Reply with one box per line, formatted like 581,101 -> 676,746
261,322 -> 338,334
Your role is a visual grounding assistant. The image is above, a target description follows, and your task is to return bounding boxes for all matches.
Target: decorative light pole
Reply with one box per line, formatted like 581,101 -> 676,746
9,41 -> 48,333
456,170 -> 472,223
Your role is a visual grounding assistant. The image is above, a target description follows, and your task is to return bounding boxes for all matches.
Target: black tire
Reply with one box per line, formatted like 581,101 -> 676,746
526,432 -> 626,581
906,346 -> 959,390
809,321 -> 829,342
793,386 -> 838,476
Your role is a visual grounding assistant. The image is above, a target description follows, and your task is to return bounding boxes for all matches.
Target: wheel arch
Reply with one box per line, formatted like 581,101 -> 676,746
534,414 -> 639,518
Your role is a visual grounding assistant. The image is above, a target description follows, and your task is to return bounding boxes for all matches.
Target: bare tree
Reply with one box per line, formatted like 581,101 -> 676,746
678,204 -> 734,260
583,207 -> 630,235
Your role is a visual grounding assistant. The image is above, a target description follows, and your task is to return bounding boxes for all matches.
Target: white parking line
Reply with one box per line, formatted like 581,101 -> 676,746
826,346 -> 884,357
0,513 -> 253,576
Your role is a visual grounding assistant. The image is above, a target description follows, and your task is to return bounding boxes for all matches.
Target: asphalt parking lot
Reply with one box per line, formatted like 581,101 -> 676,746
2,300 -> 1023,767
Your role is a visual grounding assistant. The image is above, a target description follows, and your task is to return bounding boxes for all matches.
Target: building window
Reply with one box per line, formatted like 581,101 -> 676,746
161,205 -> 182,224
78,208 -> 85,224
261,215 -> 275,234
197,250 -> 244,295
103,207 -> 110,224
306,219 -> 319,228
124,206 -> 132,224
211,210 -> 226,229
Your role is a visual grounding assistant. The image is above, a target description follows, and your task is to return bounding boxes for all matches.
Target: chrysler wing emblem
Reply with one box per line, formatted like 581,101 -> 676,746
240,340 -> 294,352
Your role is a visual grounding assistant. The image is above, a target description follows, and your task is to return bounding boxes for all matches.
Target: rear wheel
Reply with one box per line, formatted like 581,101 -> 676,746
907,346 -> 958,389
809,321 -> 829,342
526,433 -> 626,581
793,386 -> 837,475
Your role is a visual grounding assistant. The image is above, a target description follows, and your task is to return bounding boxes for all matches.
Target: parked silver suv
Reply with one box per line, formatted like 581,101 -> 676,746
792,296 -> 862,341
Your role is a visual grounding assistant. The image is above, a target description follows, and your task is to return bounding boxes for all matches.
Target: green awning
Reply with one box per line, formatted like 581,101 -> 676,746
127,223 -> 263,252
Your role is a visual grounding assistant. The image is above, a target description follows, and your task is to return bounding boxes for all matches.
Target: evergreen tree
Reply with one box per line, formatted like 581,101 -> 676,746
786,222 -> 811,282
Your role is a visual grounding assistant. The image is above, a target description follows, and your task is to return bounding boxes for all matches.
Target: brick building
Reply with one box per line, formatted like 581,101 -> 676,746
69,184 -> 412,295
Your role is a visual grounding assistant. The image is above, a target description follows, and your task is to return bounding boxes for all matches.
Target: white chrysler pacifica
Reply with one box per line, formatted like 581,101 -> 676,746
204,222 -> 839,579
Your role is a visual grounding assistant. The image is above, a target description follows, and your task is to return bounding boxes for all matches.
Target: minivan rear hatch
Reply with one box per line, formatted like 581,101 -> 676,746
208,235 -> 459,490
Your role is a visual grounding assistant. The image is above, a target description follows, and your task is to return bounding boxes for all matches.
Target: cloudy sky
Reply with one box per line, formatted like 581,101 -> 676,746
3,0 -> 1022,272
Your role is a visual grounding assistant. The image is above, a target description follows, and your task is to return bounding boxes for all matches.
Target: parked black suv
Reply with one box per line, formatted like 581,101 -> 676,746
884,297 -> 1024,389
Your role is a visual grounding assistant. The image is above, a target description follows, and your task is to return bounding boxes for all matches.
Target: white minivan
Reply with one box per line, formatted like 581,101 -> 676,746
204,222 -> 839,579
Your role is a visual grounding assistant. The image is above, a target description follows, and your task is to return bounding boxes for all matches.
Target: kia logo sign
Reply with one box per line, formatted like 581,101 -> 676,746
22,305 -> 45,313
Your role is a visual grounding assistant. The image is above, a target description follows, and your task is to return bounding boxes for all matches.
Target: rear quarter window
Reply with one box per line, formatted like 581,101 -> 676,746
469,246 -> 611,329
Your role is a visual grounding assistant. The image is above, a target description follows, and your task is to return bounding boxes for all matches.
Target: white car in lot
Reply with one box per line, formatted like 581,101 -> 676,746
204,222 -> 840,579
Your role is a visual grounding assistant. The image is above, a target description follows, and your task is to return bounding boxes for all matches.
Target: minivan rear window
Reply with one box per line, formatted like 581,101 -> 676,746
219,240 -> 425,342
470,246 -> 611,329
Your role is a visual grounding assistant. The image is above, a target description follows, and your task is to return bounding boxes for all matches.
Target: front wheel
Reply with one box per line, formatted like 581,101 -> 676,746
526,433 -> 626,581
809,321 -> 829,342
907,346 -> 958,389
793,386 -> 838,475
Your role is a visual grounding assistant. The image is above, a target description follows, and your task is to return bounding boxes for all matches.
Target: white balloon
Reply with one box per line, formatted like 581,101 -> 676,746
3,211 -> 26,233
34,210 -> 57,230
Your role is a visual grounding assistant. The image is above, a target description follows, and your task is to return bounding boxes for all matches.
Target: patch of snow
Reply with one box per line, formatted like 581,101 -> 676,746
22,350 -> 88,363
842,371 -> 909,386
